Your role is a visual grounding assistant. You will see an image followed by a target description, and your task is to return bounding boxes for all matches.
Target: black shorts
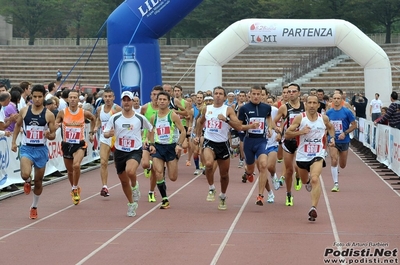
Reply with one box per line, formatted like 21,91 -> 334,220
282,139 -> 298,154
184,126 -> 190,138
334,143 -> 350,152
114,148 -> 143,174
152,143 -> 177,162
230,129 -> 239,138
296,157 -> 326,172
203,139 -> 230,160
61,141 -> 87,159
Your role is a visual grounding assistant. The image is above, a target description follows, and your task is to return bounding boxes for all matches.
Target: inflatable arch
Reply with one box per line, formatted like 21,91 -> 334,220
107,0 -> 203,104
195,19 -> 393,108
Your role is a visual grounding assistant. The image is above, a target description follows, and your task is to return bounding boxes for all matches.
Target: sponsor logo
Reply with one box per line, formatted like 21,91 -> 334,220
282,28 -> 333,37
250,35 -> 277,43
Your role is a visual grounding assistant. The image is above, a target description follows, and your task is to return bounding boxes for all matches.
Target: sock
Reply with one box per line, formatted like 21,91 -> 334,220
193,155 -> 199,169
103,185 -> 107,189
131,181 -> 139,190
26,177 -> 31,183
149,191 -> 154,194
157,180 -> 167,199
268,190 -> 273,196
31,194 -> 40,208
331,166 -> 338,184
287,192 -> 291,197
219,193 -> 226,199
72,185 -> 77,190
209,184 -> 215,191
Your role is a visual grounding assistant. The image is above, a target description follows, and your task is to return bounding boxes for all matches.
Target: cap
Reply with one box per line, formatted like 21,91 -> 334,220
121,91 -> 134,100
227,92 -> 235,96
79,95 -> 85,101
204,96 -> 213,100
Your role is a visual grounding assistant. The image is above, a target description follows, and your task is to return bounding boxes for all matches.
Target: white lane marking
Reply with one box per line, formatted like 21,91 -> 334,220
210,178 -> 259,265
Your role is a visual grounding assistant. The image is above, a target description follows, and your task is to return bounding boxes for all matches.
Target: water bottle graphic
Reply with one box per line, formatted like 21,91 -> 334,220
119,45 -> 141,98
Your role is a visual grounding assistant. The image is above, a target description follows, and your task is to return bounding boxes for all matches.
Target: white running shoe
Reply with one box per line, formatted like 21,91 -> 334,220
267,193 -> 275,203
127,202 -> 138,217
132,181 -> 141,202
238,160 -> 244,168
272,175 -> 280,190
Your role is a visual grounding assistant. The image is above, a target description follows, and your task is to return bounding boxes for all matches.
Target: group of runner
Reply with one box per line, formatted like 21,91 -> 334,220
12,83 -> 357,222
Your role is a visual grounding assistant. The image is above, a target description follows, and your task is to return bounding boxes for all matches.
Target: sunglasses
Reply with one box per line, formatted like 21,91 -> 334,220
288,90 -> 298,93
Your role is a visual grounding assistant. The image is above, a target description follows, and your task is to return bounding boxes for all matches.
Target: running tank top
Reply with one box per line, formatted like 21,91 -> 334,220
22,106 -> 48,145
204,105 -> 230,142
143,102 -> 157,140
99,104 -> 116,145
154,111 -> 178,144
296,112 -> 326,162
284,101 -> 305,132
62,107 -> 85,144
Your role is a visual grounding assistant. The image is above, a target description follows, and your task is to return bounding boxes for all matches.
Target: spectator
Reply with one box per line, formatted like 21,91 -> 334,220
375,91 -> 400,129
370,93 -> 383,121
374,106 -> 388,125
45,99 -> 57,117
46,82 -> 57,100
58,89 -> 69,111
0,83 -> 7,93
18,81 -> 32,110
351,93 -> 368,118
52,96 -> 60,117
56,69 -> 62,81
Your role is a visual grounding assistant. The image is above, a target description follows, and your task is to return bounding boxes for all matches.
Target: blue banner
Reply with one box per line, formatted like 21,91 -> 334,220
107,0 -> 203,105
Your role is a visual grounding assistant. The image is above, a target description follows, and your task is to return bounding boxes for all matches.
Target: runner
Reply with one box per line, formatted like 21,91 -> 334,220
284,95 -> 335,221
194,86 -> 245,210
55,89 -> 96,205
148,91 -> 186,209
325,93 -> 357,192
94,88 -> 122,197
11,85 -> 57,219
238,85 -> 279,206
103,91 -> 153,217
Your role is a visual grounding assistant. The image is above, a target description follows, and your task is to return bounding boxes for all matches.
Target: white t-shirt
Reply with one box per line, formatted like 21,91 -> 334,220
58,98 -> 68,111
370,99 -> 383,113
18,97 -> 26,110
0,107 -> 5,123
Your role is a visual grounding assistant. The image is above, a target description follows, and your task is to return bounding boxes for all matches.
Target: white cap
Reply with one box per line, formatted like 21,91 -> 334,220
204,96 -> 213,100
79,95 -> 85,101
121,91 -> 134,100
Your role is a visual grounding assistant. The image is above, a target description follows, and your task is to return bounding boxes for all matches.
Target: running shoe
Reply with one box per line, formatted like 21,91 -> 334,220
272,175 -> 280,190
29,207 -> 38,219
305,180 -> 312,192
193,169 -> 201,175
238,160 -> 244,168
132,181 -> 141,202
331,184 -> 339,192
127,202 -> 138,217
160,199 -> 170,209
308,206 -> 317,221
24,181 -> 31,195
247,173 -> 254,183
285,195 -> 293,206
71,188 -> 80,205
279,176 -> 285,187
144,161 -> 152,178
148,192 -> 156,202
255,195 -> 264,206
207,189 -> 216,202
186,160 -> 191,166
218,196 -> 227,210
295,177 -> 302,191
100,187 -> 109,197
241,173 -> 247,183
267,193 -> 275,203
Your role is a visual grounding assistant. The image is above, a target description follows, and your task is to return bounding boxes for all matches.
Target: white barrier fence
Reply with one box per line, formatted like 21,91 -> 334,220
0,125 -> 100,190
356,118 -> 400,176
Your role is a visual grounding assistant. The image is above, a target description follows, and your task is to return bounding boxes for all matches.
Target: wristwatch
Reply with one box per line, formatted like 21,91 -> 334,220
225,117 -> 231,123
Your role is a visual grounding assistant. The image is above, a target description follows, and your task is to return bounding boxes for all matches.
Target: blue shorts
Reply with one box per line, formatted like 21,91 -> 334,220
238,132 -> 245,142
266,145 -> 278,155
243,137 -> 267,165
152,143 -> 178,162
334,143 -> 349,152
20,145 -> 49,169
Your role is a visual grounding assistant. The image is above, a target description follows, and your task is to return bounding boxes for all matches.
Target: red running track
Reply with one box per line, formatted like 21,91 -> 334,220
0,147 -> 399,265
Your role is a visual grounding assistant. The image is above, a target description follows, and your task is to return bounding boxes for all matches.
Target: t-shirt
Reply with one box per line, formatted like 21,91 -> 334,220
370,99 -> 383,114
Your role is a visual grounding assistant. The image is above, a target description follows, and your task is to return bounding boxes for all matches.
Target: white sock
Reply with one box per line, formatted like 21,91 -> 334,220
268,190 -> 273,196
220,193 -> 226,199
209,184 -> 215,190
31,194 -> 40,208
331,166 -> 338,184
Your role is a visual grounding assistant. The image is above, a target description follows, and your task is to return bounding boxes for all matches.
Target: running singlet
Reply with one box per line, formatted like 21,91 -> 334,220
296,112 -> 326,162
204,105 -> 231,142
179,98 -> 187,127
22,106 -> 48,145
99,104 -> 116,144
62,108 -> 85,144
238,102 -> 271,138
104,113 -> 152,152
154,111 -> 179,144
284,101 -> 305,133
266,106 -> 279,148
143,102 -> 157,140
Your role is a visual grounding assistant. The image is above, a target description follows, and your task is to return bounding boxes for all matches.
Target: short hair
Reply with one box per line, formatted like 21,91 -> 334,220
391,91 -> 398,100
10,86 -> 24,94
0,92 -> 10,102
103,88 -> 114,94
316,89 -> 325,94
157,91 -> 170,101
31,84 -> 46,96
61,89 -> 70,99
213,86 -> 226,96
48,82 -> 56,92
334,89 -> 343,95
251,85 -> 262,91
20,81 -> 32,91
152,85 -> 163,92
375,93 -> 380,97
174,85 -> 183,91
288,83 -> 300,91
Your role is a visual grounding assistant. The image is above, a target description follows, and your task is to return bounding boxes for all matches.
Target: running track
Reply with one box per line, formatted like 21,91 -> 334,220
0,143 -> 399,265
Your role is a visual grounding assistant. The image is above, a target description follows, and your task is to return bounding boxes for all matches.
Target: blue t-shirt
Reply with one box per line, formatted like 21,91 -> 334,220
326,107 -> 355,144
238,101 -> 271,138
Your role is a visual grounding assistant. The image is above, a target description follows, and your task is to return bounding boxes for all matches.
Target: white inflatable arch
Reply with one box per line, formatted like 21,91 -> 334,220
195,19 -> 392,107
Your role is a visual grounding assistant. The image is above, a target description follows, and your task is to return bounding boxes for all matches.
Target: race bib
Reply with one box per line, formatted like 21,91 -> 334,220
331,120 -> 343,134
65,127 -> 81,144
206,119 -> 222,132
101,121 -> 107,131
156,121 -> 171,140
248,117 -> 265,134
26,125 -> 45,144
118,137 -> 135,150
304,144 -> 320,154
